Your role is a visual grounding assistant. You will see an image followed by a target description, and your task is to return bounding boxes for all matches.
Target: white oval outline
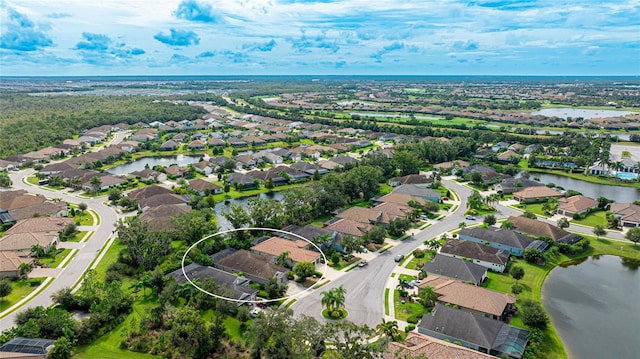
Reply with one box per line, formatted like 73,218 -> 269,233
181,227 -> 328,304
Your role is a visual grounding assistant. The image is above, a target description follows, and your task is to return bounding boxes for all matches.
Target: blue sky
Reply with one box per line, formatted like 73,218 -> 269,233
1,0 -> 638,76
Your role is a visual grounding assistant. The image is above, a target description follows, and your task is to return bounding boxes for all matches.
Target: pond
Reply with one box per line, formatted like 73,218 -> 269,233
541,255 -> 640,359
107,155 -> 204,175
527,173 -> 640,203
530,108 -> 637,119
214,192 -> 284,231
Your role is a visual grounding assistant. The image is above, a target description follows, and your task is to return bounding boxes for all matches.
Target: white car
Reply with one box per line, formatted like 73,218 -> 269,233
250,307 -> 262,318
465,215 -> 476,220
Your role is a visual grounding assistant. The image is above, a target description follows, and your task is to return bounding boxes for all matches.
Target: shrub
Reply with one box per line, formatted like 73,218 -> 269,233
406,315 -> 419,324
405,324 -> 416,333
511,284 -> 523,294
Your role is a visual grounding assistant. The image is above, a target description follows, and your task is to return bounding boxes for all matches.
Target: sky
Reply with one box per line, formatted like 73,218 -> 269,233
0,0 -> 639,76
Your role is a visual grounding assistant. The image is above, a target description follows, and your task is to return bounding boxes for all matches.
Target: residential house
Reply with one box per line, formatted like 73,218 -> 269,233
187,140 -> 205,150
130,169 -> 167,182
10,201 -> 68,221
0,190 -> 47,212
159,140 -> 179,151
374,192 -> 428,207
81,173 -> 127,192
463,165 -> 508,185
323,218 -> 373,238
494,177 -> 544,195
234,154 -> 258,169
491,142 -> 510,152
117,140 -> 140,153
167,263 -> 257,304
0,217 -> 74,253
193,160 -> 214,175
418,276 -> 517,321
165,165 -> 187,178
384,332 -> 499,359
0,251 -> 32,279
610,203 -> 640,227
188,178 -> 222,195
422,254 -> 488,286
513,186 -> 563,203
172,133 -> 188,142
207,138 -> 226,147
418,304 -> 529,359
557,195 -> 599,217
0,159 -> 19,171
227,172 -> 258,189
130,128 -> 157,142
290,161 -> 328,176
335,206 -> 395,226
281,224 -> 343,252
40,162 -> 78,176
388,174 -> 432,187
211,249 -> 288,284
440,239 -> 510,273
459,227 -> 548,257
434,160 -> 470,173
497,150 -> 521,162
392,184 -> 441,202
507,216 -> 581,243
128,185 -> 188,211
138,204 -> 191,232
251,236 -> 321,264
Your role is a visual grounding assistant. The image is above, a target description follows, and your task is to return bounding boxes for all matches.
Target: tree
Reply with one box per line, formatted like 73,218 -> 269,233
0,280 -> 12,302
501,220 -> 515,229
557,217 -> 570,229
18,262 -> 33,280
247,197 -> 284,229
364,225 -> 386,245
597,196 -> 614,210
522,211 -> 537,219
593,224 -> 607,240
376,318 -> 399,342
89,176 -> 102,193
171,210 -> 219,245
393,150 -> 421,176
510,265 -> 525,284
542,197 -> 559,214
116,218 -> 171,271
324,320 -> 388,358
467,190 -> 484,211
237,305 -> 251,328
523,249 -> 543,264
418,286 -> 438,308
31,244 -> 45,259
275,251 -> 291,268
78,202 -> 88,214
51,287 -> 76,310
520,299 -> 549,329
483,214 -> 497,226
293,261 -> 316,281
470,171 -> 484,186
422,201 -> 441,215
626,227 -> 640,246
48,336 -> 72,359
107,188 -> 122,202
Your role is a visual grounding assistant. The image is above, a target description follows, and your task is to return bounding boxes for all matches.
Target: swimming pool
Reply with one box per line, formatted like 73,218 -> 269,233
616,172 -> 638,180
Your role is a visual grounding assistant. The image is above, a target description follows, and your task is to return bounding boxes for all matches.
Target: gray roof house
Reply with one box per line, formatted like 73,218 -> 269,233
167,263 -> 257,304
440,239 -> 510,273
494,177 -> 544,195
459,227 -> 548,257
418,304 -> 529,359
422,254 -> 488,286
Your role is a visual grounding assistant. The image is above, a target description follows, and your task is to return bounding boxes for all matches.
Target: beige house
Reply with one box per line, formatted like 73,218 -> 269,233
513,186 -> 563,203
557,195 -> 598,216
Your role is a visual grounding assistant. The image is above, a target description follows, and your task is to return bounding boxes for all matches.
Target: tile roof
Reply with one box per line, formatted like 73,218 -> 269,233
558,195 -> 598,213
0,251 -> 32,274
384,332 -> 498,359
610,203 -> 640,223
324,218 -> 372,237
507,216 -> 574,242
215,249 -> 287,282
9,202 -> 67,221
251,236 -> 320,263
418,276 -> 516,317
377,192 -> 427,207
513,186 -> 563,200
138,204 -> 191,232
5,217 -> 73,234
0,232 -> 59,251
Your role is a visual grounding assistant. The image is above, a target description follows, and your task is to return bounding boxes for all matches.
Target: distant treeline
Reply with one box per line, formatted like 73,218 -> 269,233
0,94 -> 206,158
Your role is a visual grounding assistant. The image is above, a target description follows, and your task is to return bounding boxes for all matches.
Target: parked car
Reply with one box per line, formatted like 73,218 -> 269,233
358,259 -> 368,267
394,254 -> 405,262
465,215 -> 476,220
250,307 -> 262,318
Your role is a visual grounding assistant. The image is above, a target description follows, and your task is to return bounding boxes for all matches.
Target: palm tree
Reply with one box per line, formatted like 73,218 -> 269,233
275,251 -> 291,268
376,318 -> 399,341
333,285 -> 346,309
321,290 -> 337,312
30,244 -> 45,259
90,176 -> 102,193
418,286 -> 438,308
501,220 -> 515,229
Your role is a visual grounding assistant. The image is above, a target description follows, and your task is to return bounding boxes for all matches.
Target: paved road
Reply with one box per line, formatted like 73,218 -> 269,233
0,131 -> 128,331
290,178 -> 472,327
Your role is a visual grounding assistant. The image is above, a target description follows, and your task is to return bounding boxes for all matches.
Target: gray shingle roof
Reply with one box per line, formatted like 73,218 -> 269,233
422,254 -> 487,285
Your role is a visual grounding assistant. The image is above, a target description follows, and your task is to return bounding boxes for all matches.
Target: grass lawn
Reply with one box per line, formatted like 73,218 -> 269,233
398,274 -> 417,282
74,302 -> 160,359
384,288 -> 390,316
26,176 -> 39,185
516,203 -> 549,217
40,248 -> 72,268
72,210 -> 95,226
572,210 -> 607,227
405,254 -> 433,270
92,239 -> 126,283
393,290 -> 426,321
0,278 -> 46,313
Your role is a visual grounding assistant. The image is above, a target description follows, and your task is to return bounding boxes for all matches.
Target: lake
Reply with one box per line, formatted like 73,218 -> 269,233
528,173 -> 640,203
107,155 -> 203,175
214,192 -> 284,230
530,108 -> 637,119
541,255 -> 640,359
